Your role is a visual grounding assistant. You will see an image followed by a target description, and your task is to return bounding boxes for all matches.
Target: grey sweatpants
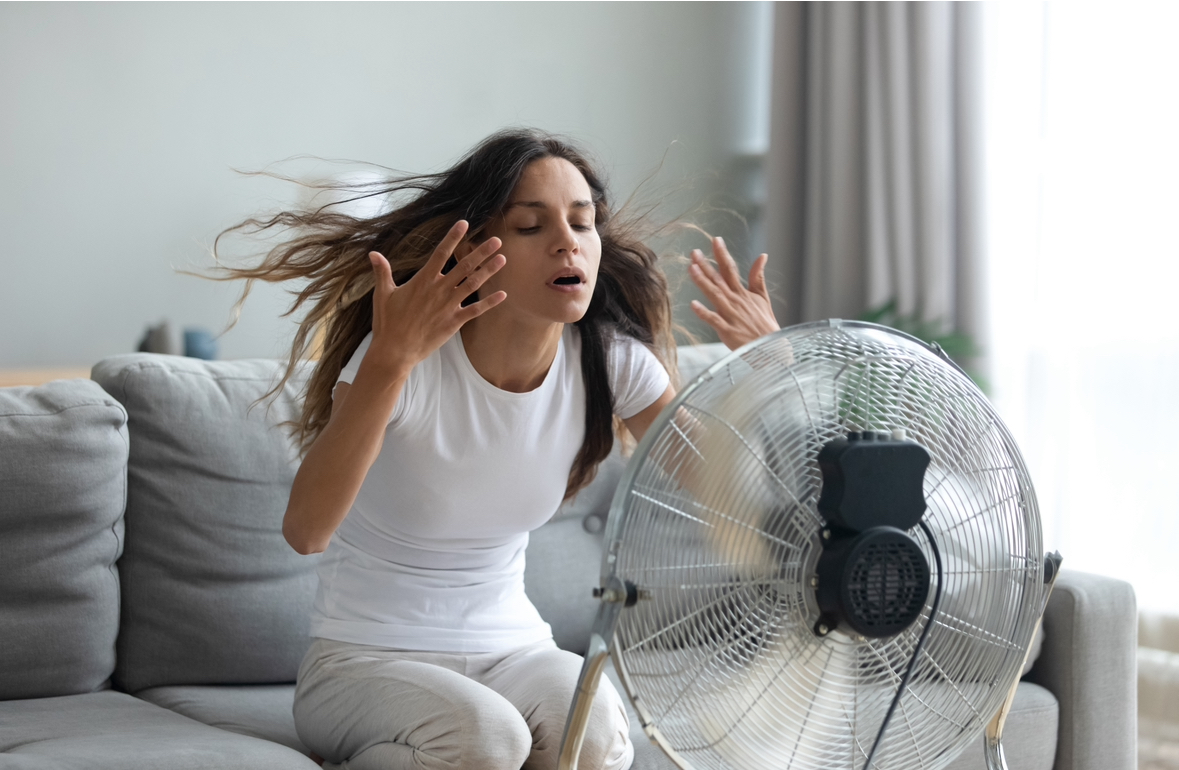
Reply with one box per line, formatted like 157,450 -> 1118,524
293,637 -> 634,770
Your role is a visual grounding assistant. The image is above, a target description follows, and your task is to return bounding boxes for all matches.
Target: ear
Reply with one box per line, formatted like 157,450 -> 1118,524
452,237 -> 476,260
443,235 -> 476,274
453,224 -> 497,260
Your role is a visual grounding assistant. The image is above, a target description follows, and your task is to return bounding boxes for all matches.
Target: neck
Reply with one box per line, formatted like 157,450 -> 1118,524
460,314 -> 565,393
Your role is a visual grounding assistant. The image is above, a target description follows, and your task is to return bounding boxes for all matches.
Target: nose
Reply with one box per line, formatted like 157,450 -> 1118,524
553,222 -> 579,255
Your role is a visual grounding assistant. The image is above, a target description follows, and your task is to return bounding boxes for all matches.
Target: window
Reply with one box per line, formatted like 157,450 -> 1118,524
984,3 -> 1179,613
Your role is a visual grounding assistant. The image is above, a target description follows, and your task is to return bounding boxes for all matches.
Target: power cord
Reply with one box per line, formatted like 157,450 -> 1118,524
862,519 -> 944,770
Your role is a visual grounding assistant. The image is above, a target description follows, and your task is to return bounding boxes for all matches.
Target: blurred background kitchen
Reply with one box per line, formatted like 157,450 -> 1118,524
2,3 -> 1176,765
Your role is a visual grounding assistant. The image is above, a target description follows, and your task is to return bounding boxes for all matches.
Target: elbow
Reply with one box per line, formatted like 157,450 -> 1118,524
282,516 -> 328,555
288,538 -> 327,556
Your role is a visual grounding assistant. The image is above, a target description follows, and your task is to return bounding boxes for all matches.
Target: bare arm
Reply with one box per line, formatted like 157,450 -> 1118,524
282,221 -> 507,554
623,384 -> 677,444
622,385 -> 712,495
625,232 -> 786,487
282,371 -> 403,555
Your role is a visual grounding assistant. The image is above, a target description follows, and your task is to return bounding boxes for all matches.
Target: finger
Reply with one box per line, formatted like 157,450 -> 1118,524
690,299 -> 728,331
368,251 -> 396,294
451,236 -> 503,282
424,220 -> 470,274
456,290 -> 507,323
691,249 -> 728,293
748,253 -> 770,300
457,253 -> 506,292
689,261 -> 732,313
711,236 -> 744,292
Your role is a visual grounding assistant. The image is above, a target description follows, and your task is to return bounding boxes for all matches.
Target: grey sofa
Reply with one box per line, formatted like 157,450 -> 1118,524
0,348 -> 1137,770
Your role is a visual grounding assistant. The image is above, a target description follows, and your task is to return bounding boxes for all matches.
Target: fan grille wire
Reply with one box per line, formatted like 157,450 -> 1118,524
604,323 -> 1043,770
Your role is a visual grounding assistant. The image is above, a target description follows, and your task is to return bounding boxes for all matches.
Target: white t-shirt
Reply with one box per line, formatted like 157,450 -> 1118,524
308,324 -> 670,652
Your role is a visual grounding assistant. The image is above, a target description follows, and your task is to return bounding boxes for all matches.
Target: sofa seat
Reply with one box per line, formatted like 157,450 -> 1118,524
0,690 -> 318,769
943,682 -> 1059,770
126,664 -> 1056,770
135,684 -> 309,757
124,665 -> 1058,770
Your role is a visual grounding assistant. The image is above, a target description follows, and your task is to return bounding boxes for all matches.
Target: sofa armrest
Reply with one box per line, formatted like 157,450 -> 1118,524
1025,569 -> 1137,770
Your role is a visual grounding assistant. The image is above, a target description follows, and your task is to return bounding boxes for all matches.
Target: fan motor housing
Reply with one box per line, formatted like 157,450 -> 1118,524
815,526 -> 931,638
817,433 -> 930,532
814,432 -> 933,638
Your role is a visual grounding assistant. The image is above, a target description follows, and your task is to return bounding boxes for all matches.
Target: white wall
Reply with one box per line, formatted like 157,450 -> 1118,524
0,2 -> 772,365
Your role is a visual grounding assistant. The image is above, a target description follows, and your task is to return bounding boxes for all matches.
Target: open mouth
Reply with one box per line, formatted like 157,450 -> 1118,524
553,276 -> 582,285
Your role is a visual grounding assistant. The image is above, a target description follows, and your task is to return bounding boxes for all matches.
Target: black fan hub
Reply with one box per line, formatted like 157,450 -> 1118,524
814,432 -> 933,638
815,526 -> 931,638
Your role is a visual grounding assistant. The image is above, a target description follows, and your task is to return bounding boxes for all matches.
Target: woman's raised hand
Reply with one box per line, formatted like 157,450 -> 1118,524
366,220 -> 506,375
689,236 -> 779,350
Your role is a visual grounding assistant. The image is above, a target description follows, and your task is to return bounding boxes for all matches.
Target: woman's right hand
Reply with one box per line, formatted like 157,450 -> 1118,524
365,219 -> 507,377
282,221 -> 506,555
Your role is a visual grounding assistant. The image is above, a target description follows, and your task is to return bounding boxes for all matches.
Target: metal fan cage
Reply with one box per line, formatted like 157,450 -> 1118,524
601,321 -> 1043,770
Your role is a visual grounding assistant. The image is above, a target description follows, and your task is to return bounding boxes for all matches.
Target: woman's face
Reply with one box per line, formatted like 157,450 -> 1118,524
475,157 -> 602,326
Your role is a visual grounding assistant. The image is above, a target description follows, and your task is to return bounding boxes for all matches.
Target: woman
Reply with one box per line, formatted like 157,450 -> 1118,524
220,129 -> 778,770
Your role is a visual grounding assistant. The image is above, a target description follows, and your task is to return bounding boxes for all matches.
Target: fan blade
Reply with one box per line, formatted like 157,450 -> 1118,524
558,586 -> 625,770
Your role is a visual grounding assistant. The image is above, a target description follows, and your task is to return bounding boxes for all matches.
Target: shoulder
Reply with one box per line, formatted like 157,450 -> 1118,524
595,325 -> 670,419
604,327 -> 663,375
333,331 -> 441,427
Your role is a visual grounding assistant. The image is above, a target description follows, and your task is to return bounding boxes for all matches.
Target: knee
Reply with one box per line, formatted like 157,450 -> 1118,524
454,699 -> 533,770
578,686 -> 633,770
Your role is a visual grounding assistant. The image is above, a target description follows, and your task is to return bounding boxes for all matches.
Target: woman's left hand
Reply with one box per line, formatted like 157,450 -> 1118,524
689,237 -> 780,350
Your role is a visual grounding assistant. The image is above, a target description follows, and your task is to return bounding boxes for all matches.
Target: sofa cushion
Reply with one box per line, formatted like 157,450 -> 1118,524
0,690 -> 318,769
91,354 -> 318,693
943,681 -> 1058,770
136,684 -> 308,756
674,342 -> 730,384
0,379 -> 127,700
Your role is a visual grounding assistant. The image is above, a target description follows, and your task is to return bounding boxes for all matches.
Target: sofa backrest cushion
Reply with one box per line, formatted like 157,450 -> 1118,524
92,354 -> 317,693
0,380 -> 128,700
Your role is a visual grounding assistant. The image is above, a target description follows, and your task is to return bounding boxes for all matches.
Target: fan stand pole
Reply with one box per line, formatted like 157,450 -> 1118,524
983,553 -> 1063,770
558,594 -> 625,770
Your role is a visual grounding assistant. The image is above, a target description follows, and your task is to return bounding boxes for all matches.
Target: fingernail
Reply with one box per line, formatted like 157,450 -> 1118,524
716,236 -> 725,246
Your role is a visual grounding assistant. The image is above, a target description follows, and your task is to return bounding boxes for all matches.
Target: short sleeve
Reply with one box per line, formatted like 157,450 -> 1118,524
335,332 -> 414,426
608,333 -> 671,420
337,333 -> 372,386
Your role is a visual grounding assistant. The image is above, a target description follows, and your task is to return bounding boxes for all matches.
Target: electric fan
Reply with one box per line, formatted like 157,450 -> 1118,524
558,320 -> 1061,770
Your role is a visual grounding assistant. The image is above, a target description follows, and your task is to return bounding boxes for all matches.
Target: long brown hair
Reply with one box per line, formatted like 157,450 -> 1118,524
213,128 -> 676,499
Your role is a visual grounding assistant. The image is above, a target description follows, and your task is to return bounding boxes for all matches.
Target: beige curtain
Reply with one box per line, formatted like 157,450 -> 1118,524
763,1 -> 985,369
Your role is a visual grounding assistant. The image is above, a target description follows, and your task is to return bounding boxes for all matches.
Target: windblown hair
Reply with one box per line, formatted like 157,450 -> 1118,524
213,128 -> 677,499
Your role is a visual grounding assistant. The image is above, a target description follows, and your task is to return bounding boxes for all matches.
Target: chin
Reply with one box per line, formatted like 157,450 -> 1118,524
564,300 -> 595,325
542,297 -> 593,325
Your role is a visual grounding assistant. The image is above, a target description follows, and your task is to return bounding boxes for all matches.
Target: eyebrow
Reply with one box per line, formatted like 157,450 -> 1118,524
505,199 -> 593,211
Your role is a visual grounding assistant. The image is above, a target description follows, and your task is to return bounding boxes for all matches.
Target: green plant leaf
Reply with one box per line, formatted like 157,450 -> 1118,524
858,300 -> 987,393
